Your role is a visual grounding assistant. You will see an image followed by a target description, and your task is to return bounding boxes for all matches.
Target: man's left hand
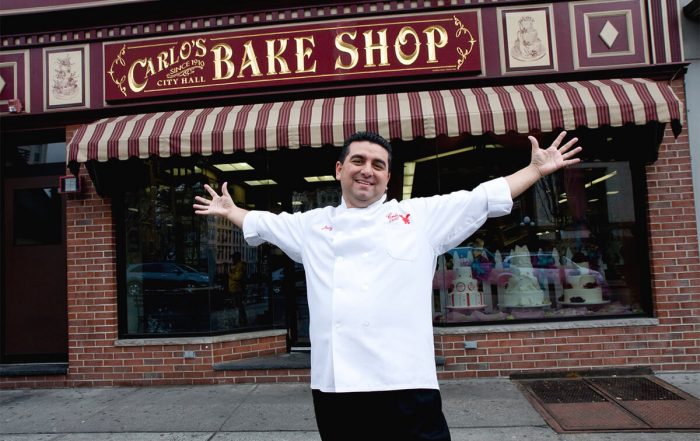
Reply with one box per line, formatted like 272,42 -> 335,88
529,131 -> 582,177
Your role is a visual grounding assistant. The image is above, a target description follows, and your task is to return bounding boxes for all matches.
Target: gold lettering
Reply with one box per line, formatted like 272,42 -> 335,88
334,31 -> 359,70
180,41 -> 192,60
169,47 -> 181,66
194,38 -> 207,57
145,59 -> 156,77
157,50 -> 170,71
266,39 -> 291,75
127,58 -> 149,92
363,29 -> 389,67
394,26 -> 421,65
423,26 -> 448,63
238,40 -> 262,77
210,43 -> 235,80
294,36 -> 316,73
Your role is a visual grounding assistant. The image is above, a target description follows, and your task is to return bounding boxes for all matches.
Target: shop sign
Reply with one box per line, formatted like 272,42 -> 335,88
104,11 -> 480,101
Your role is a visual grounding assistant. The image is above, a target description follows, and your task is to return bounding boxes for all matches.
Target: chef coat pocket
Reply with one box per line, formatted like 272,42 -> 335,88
383,223 -> 419,261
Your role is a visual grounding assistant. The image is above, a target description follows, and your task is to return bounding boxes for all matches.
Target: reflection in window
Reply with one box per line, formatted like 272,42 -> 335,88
13,187 -> 61,245
6,143 -> 66,168
121,158 -> 290,337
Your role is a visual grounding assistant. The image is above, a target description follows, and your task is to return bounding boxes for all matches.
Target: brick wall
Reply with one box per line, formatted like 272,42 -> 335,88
2,84 -> 698,388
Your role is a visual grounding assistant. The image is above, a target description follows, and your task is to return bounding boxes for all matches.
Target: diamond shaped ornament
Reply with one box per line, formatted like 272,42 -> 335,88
599,21 -> 619,48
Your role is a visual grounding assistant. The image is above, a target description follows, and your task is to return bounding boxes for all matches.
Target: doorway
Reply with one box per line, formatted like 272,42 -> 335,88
2,139 -> 68,363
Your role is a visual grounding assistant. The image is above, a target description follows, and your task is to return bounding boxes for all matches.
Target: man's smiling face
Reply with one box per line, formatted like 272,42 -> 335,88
335,140 -> 391,209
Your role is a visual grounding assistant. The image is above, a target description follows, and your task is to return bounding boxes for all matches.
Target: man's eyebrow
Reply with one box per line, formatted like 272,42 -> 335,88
348,153 -> 386,166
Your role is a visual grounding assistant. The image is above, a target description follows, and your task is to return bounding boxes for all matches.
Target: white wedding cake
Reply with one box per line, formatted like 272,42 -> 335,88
448,267 -> 484,308
563,274 -> 603,304
500,245 -> 548,307
501,271 -> 547,307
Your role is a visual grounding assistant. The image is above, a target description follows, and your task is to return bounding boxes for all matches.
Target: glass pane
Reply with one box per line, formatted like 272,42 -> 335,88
6,143 -> 66,168
429,137 -> 650,324
13,187 -> 61,245
121,154 -> 280,336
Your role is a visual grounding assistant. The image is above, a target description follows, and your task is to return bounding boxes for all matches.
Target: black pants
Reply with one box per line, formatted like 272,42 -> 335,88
312,388 -> 451,441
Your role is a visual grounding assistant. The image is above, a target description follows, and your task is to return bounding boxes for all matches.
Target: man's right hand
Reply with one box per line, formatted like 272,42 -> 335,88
193,182 -> 248,228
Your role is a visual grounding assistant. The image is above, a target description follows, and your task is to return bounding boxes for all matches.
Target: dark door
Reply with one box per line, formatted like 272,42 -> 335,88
2,175 -> 68,363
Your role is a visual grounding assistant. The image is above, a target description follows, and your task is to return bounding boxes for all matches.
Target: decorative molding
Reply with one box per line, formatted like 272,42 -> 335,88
0,50 -> 30,113
0,0 -> 523,50
570,0 -> 648,70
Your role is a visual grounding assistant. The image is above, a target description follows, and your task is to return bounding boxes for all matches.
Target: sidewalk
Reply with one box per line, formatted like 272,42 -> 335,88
1,373 -> 698,441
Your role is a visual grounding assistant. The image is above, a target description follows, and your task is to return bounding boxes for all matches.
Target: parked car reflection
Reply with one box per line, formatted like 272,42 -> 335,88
127,262 -> 210,295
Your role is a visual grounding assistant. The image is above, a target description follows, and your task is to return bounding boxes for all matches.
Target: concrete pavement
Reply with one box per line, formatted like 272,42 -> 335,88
1,373 -> 698,441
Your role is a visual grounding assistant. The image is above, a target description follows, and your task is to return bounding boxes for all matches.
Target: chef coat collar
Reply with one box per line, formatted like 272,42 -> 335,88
338,194 -> 387,213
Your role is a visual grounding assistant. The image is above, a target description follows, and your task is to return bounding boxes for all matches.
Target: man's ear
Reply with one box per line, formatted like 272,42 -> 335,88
335,161 -> 342,180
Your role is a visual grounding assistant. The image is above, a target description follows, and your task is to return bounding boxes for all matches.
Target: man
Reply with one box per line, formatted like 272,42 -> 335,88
194,131 -> 581,441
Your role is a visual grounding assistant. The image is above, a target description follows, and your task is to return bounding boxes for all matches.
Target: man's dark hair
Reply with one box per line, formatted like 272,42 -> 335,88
339,131 -> 392,169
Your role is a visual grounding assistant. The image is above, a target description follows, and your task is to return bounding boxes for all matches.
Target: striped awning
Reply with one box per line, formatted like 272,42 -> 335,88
67,78 -> 683,163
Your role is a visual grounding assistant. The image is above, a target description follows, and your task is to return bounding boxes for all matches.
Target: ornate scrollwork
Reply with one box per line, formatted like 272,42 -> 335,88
107,44 -> 128,97
453,15 -> 477,70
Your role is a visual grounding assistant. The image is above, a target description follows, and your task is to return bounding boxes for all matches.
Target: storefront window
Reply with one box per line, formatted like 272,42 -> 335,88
118,147 -> 339,339
119,153 -> 283,336
419,134 -> 652,324
116,130 -> 653,337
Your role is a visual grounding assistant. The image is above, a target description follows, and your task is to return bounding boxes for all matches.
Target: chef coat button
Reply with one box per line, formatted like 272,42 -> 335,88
362,321 -> 370,327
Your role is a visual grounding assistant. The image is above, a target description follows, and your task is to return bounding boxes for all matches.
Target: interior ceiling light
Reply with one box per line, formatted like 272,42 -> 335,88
213,162 -> 254,172
402,162 -> 416,200
244,179 -> 277,186
414,145 -> 476,163
585,170 -> 617,188
304,175 -> 336,182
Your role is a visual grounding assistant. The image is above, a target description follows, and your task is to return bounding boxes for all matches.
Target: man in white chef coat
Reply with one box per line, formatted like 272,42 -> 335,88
194,130 -> 581,441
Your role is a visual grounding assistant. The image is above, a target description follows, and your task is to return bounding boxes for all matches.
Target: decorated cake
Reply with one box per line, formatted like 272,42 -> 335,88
448,267 -> 484,308
563,274 -> 603,304
501,271 -> 547,307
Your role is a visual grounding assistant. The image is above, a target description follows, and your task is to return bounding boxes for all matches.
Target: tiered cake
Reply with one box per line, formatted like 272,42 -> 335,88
501,246 -> 548,307
448,267 -> 484,308
563,274 -> 603,304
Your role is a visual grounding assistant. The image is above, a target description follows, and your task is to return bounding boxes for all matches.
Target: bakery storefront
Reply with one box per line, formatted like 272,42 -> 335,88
1,0 -> 697,387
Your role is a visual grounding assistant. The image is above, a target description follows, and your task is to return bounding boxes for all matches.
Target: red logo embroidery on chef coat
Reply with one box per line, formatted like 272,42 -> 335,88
387,212 -> 411,224
321,225 -> 333,231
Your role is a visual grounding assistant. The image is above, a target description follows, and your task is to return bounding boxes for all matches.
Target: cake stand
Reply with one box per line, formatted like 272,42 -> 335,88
560,300 -> 610,307
446,305 -> 486,313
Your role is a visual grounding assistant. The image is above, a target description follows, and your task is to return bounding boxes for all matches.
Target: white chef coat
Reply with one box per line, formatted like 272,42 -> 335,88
243,177 -> 513,392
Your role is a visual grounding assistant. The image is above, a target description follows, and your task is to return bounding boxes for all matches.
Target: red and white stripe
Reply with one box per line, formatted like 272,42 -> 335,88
67,78 -> 684,163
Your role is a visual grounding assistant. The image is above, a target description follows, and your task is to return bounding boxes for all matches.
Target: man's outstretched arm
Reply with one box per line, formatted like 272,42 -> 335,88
193,182 -> 249,228
505,131 -> 582,199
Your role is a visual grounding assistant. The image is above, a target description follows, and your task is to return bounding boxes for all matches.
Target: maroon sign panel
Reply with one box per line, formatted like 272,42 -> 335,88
104,11 -> 481,101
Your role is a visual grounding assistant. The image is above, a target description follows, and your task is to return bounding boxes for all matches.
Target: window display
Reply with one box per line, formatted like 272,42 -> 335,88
430,152 -> 650,324
115,130 -> 653,337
